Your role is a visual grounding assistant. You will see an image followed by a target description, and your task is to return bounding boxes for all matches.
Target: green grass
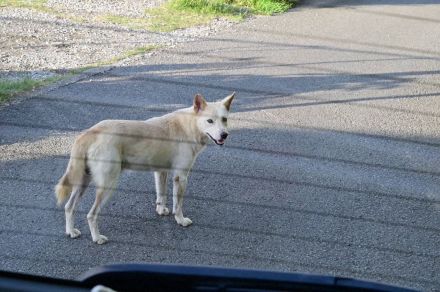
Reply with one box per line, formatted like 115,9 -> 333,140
169,0 -> 295,16
168,0 -> 250,17
104,2 -> 241,32
2,0 -> 294,33
146,0 -> 295,32
103,10 -> 214,32
0,77 -> 60,103
238,0 -> 293,14
0,0 -> 53,13
0,0 -> 46,8
106,0 -> 295,32
147,6 -> 216,32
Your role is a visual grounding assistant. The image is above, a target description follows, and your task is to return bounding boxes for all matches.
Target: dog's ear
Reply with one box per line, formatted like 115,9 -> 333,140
194,94 -> 207,113
222,92 -> 235,111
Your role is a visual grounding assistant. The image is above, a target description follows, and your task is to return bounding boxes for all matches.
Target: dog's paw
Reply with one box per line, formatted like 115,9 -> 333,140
156,205 -> 170,216
176,216 -> 192,227
93,235 -> 108,245
66,228 -> 81,238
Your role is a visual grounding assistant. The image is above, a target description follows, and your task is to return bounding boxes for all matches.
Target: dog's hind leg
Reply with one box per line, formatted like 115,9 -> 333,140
64,174 -> 91,238
154,171 -> 169,216
87,158 -> 120,244
172,171 -> 192,227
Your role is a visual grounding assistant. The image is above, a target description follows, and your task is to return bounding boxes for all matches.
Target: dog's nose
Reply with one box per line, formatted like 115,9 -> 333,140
221,132 -> 228,140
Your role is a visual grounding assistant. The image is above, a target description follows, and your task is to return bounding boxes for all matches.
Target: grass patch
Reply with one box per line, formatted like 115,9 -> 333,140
147,6 -> 216,32
169,0 -> 250,16
106,0 -> 295,32
0,77 -> 61,103
0,0 -> 54,14
235,0 -> 294,14
168,0 -> 294,16
146,0 -> 295,32
104,10 -> 214,32
146,0 -> 250,32
0,0 -> 46,9
2,0 -> 295,33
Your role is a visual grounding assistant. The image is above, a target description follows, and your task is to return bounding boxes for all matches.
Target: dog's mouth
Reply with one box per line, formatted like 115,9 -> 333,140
206,133 -> 225,146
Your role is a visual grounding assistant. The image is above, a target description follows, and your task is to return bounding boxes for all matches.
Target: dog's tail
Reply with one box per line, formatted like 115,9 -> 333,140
55,132 -> 92,206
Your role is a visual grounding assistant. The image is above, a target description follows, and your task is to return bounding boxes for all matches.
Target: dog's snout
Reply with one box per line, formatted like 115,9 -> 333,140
221,132 -> 228,140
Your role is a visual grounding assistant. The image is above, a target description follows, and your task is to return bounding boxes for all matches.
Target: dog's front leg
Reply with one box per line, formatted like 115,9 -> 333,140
172,172 -> 192,227
154,171 -> 169,216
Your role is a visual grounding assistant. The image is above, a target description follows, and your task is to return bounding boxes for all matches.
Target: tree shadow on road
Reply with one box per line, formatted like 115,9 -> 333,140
2,54 -> 440,146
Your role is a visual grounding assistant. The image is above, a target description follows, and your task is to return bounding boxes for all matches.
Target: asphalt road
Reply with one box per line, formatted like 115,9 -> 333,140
1,0 -> 440,290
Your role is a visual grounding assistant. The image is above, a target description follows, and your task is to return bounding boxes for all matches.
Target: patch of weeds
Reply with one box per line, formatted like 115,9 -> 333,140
105,0 -> 293,33
147,6 -> 216,32
167,0 -> 295,18
146,0 -> 251,32
0,0 -> 46,9
169,0 -> 250,17
104,10 -> 214,32
101,0 -> 295,32
235,0 -> 295,14
0,0 -> 53,14
0,76 -> 61,103
146,0 -> 294,32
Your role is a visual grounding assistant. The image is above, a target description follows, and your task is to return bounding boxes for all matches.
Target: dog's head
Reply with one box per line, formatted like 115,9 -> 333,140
194,92 -> 235,146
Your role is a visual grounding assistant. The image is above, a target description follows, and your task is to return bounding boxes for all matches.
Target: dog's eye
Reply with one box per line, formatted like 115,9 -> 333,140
207,119 -> 214,124
222,117 -> 227,123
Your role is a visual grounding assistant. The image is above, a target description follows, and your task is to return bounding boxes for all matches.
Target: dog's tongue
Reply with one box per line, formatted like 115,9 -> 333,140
218,139 -> 225,145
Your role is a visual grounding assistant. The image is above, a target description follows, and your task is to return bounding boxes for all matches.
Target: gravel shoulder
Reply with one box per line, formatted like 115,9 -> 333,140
0,1 -> 237,82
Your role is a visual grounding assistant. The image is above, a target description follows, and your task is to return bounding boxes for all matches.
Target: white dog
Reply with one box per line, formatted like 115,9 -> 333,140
55,93 -> 235,244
